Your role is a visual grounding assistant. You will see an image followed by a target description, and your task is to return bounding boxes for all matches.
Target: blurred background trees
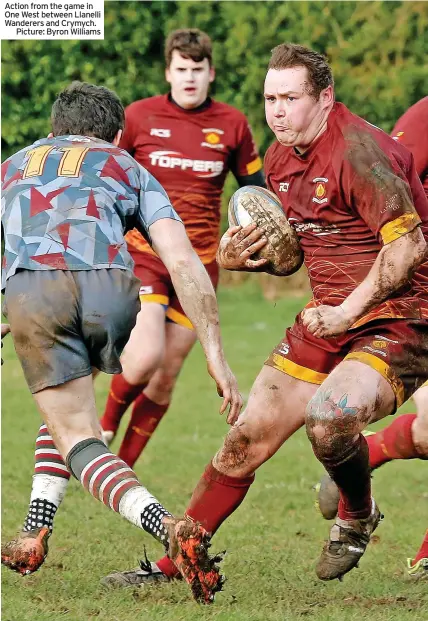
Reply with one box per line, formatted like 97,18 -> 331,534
2,0 -> 427,295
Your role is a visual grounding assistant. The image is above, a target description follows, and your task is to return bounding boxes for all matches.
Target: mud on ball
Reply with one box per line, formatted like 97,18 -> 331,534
228,186 -> 303,276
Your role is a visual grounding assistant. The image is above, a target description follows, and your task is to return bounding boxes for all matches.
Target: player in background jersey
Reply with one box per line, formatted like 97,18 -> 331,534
1,81 -> 242,602
315,97 -> 428,581
103,43 -> 428,590
99,29 -> 264,466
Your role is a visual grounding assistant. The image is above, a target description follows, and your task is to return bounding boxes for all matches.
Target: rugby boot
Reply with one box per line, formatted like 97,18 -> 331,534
316,499 -> 383,581
1,527 -> 50,575
406,557 -> 428,581
102,517 -> 225,604
102,559 -> 171,588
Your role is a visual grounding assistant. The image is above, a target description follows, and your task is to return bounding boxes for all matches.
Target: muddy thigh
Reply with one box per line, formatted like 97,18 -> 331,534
212,365 -> 318,478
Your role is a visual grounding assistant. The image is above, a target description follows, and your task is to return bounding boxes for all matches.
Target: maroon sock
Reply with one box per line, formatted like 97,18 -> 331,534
100,374 -> 146,433
118,394 -> 169,468
413,529 -> 428,565
367,414 -> 420,470
325,434 -> 372,521
157,461 -> 255,578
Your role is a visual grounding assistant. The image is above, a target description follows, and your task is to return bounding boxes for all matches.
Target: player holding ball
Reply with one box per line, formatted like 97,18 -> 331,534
105,42 -> 428,589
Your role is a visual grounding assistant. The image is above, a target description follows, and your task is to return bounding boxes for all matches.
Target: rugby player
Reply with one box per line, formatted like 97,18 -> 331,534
316,97 -> 428,580
103,43 -> 428,589
1,81 -> 242,602
99,28 -> 264,465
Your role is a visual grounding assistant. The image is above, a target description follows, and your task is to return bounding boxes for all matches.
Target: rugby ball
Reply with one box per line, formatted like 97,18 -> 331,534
228,186 -> 303,276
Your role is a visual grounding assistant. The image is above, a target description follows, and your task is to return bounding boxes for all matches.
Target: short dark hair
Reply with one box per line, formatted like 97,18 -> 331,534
51,81 -> 125,143
268,43 -> 334,99
164,28 -> 213,67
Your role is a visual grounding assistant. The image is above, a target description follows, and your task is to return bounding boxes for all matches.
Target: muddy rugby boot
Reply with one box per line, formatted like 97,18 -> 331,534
103,517 -> 224,604
1,527 -> 50,575
316,499 -> 383,581
102,559 -> 171,588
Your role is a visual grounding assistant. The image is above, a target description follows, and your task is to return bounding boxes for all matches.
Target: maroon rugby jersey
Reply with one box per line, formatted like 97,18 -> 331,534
122,94 -> 261,264
265,102 -> 428,327
392,96 -> 428,198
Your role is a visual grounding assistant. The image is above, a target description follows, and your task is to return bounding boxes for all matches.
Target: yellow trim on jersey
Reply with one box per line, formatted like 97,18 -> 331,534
344,351 -> 405,407
140,294 -> 169,306
166,307 -> 194,330
270,354 -> 328,384
246,156 -> 262,176
380,213 -> 421,245
422,380 -> 428,389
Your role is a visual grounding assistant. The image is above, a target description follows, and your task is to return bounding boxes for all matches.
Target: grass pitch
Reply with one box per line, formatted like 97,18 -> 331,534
2,282 -> 427,621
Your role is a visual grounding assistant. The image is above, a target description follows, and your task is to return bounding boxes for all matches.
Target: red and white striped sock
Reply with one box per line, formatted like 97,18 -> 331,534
66,438 -> 171,546
23,424 -> 70,533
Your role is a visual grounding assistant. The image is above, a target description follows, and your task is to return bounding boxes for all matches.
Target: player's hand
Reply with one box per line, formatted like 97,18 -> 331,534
216,224 -> 268,271
1,324 -> 10,366
207,355 -> 243,425
301,305 -> 354,337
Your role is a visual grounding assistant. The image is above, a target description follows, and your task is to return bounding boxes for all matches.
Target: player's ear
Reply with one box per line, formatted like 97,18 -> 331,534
47,132 -> 54,138
112,129 -> 122,146
321,85 -> 334,109
209,66 -> 215,84
165,67 -> 171,85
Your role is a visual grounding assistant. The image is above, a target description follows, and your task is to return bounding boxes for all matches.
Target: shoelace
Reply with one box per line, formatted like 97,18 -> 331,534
139,546 -> 153,574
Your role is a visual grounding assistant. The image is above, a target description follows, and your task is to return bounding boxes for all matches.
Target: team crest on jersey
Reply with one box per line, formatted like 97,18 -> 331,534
392,131 -> 404,142
312,177 -> 328,204
201,128 -> 224,149
150,128 -> 171,138
279,182 -> 289,192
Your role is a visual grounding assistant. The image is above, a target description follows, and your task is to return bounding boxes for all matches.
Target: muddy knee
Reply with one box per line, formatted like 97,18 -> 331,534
213,425 -> 262,476
305,394 -> 365,462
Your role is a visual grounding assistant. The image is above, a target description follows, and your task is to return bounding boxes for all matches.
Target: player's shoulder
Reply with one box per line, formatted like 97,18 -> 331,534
210,98 -> 249,123
332,102 -> 411,166
392,96 -> 428,135
125,94 -> 168,115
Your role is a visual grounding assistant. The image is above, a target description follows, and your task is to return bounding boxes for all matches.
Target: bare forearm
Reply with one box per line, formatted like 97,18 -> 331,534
341,228 -> 426,323
169,254 -> 224,360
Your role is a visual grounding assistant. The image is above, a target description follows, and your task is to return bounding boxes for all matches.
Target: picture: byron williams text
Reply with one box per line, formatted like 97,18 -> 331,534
4,2 -> 102,37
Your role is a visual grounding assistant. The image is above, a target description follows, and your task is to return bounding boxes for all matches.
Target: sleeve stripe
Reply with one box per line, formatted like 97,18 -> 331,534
380,212 -> 421,245
246,156 -> 263,176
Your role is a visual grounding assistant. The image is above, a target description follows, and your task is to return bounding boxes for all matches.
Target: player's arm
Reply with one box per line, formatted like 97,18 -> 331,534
303,143 -> 427,338
133,166 -> 242,422
150,218 -> 242,423
303,227 -> 426,337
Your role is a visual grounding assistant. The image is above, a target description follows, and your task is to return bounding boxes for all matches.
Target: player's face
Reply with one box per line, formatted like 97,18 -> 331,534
166,51 -> 215,110
264,66 -> 333,151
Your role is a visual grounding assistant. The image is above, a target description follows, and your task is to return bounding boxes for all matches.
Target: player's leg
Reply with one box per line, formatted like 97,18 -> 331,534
118,321 -> 197,467
100,253 -> 170,442
306,359 -> 395,580
103,364 -> 319,587
100,304 -> 166,442
1,423 -> 70,575
308,315 -> 428,581
406,382 -> 428,580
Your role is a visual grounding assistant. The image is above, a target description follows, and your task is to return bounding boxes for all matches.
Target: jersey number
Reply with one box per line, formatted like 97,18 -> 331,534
22,145 -> 89,179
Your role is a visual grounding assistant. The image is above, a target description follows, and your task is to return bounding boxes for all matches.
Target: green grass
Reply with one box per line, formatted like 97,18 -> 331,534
2,282 -> 427,621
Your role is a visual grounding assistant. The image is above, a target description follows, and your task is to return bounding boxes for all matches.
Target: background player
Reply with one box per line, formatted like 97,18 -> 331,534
1,81 -> 242,602
315,97 -> 428,581
99,28 -> 265,466
103,43 -> 428,589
